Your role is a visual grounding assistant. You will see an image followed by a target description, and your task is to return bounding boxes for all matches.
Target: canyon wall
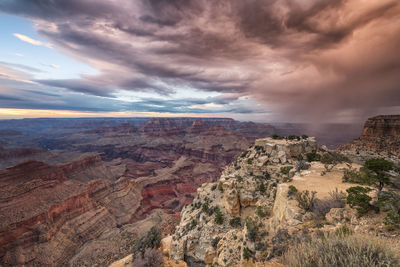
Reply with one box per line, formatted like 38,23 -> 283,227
340,115 -> 400,157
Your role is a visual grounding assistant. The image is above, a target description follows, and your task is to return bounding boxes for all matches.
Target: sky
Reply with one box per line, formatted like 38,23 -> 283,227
0,0 -> 399,122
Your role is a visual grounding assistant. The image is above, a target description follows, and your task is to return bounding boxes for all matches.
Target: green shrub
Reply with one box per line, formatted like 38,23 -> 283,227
287,135 -> 300,140
295,190 -> 317,211
202,202 -> 209,213
377,191 -> 400,212
280,166 -> 293,175
245,217 -> 258,242
133,226 -> 162,258
378,191 -> 400,228
258,182 -> 266,193
306,150 -> 321,162
346,186 -> 373,215
189,219 -> 197,230
218,184 -> 224,192
301,135 -> 308,139
214,207 -> 224,224
211,184 -> 217,191
256,206 -> 269,218
385,209 -> 400,228
236,175 -> 243,182
229,217 -> 242,227
241,151 -> 249,158
283,234 -> 400,267
342,168 -> 374,185
321,153 -> 335,164
212,237 -> 221,249
254,145 -> 265,152
271,134 -> 283,140
321,152 -> 350,165
365,158 -> 394,173
243,247 -> 253,260
288,185 -> 298,197
247,158 -> 253,164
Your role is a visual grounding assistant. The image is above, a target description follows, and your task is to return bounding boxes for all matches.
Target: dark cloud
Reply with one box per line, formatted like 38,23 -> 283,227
1,0 -> 399,121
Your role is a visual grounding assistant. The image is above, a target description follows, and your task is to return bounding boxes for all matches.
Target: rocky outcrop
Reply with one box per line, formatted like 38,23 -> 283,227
360,115 -> 400,138
340,115 -> 400,158
170,137 -> 317,266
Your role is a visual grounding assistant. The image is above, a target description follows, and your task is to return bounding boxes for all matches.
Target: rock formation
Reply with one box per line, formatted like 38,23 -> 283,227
340,115 -> 400,158
170,137 -> 318,266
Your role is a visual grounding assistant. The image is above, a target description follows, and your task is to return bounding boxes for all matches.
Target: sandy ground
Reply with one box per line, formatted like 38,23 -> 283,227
289,162 -> 362,198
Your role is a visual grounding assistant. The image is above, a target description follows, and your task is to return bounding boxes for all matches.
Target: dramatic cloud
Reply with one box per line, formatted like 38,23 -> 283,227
1,0 -> 400,121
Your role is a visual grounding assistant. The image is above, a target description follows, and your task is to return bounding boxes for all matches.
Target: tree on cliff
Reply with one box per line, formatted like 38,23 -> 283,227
364,158 -> 394,192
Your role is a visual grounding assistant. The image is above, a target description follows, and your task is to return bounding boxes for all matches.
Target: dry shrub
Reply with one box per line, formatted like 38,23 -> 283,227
313,189 -> 346,217
283,234 -> 399,267
295,190 -> 317,211
132,248 -> 163,267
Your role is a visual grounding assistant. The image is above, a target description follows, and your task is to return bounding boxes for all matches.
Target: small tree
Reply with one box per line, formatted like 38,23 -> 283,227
364,158 -> 393,191
346,186 -> 373,215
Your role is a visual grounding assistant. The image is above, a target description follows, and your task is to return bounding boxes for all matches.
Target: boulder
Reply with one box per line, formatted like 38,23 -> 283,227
326,208 -> 358,225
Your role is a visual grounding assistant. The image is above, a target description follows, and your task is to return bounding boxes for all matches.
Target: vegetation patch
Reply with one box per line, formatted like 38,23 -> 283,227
288,185 -> 298,197
346,186 -> 373,215
283,234 -> 400,267
214,206 -> 224,224
132,226 -> 161,260
245,217 -> 258,242
296,190 -> 317,211
280,166 -> 293,175
306,150 -> 321,162
256,206 -> 269,218
229,217 -> 242,227
258,182 -> 266,193
271,134 -> 283,140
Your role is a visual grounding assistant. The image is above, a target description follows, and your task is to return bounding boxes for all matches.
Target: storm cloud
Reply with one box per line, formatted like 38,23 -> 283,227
1,0 -> 399,121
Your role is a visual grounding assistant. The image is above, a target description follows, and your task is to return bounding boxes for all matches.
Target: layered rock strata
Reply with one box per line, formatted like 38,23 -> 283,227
340,115 -> 400,157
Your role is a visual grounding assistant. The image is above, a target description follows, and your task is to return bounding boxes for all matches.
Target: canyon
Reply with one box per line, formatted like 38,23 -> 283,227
0,117 -> 274,266
0,116 -> 388,266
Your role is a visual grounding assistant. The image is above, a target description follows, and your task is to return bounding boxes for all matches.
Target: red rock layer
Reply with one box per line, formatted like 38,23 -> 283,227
0,158 -> 140,266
